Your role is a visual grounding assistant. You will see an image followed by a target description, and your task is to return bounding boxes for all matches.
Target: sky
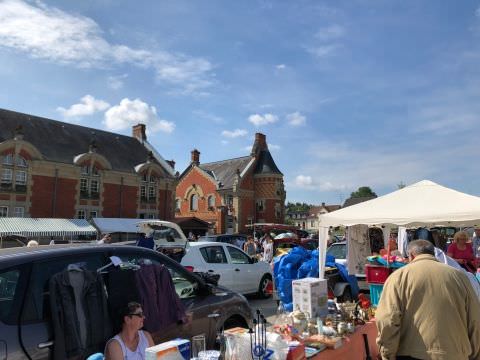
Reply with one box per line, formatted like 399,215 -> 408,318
1,0 -> 480,206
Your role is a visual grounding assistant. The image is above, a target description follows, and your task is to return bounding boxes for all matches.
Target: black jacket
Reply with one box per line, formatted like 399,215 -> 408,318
49,269 -> 112,360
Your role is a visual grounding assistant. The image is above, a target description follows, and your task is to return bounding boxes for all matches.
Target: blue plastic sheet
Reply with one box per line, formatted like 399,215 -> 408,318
274,248 -> 359,309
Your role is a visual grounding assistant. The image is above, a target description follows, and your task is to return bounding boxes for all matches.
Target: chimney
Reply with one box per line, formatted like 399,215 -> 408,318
191,149 -> 200,165
132,124 -> 147,141
250,132 -> 267,156
166,159 -> 175,169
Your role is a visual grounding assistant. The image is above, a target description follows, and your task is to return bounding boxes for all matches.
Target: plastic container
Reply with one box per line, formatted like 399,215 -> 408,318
369,283 -> 384,306
365,265 -> 392,284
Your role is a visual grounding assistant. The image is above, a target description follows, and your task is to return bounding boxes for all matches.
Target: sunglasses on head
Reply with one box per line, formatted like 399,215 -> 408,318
129,311 -> 145,318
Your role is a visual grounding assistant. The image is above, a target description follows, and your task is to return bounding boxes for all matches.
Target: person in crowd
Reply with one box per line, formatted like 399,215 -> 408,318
243,235 -> 257,256
473,227 -> 480,265
136,232 -> 154,250
376,240 -> 480,360
97,233 -> 112,245
447,231 -> 476,272
27,239 -> 39,247
262,233 -> 274,263
105,302 -> 154,360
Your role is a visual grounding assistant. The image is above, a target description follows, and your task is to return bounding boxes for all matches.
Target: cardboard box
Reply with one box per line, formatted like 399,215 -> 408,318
292,278 -> 328,318
145,339 -> 190,360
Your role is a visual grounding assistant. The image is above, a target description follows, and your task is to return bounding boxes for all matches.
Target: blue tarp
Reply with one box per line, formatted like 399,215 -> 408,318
273,248 -> 359,311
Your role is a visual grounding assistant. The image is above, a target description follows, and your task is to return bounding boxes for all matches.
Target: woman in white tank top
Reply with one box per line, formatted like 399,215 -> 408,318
105,302 -> 154,360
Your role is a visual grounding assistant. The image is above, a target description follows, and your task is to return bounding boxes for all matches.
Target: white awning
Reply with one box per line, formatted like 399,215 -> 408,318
0,218 -> 97,237
90,218 -> 147,234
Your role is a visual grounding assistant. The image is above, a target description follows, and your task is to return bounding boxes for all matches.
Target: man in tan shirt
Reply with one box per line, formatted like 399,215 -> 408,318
376,240 -> 480,360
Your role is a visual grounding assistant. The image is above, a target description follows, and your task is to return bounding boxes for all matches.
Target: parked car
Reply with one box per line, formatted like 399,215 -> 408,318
181,242 -> 273,298
0,244 -> 253,359
326,241 -> 368,291
197,234 -> 247,249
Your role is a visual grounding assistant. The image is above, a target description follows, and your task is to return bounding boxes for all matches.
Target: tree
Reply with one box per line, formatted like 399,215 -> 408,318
350,186 -> 377,199
397,181 -> 406,189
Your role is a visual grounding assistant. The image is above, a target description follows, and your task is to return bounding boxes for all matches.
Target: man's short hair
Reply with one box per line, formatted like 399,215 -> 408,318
407,239 -> 435,257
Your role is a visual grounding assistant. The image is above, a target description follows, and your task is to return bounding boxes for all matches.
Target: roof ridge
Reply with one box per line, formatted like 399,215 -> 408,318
200,155 -> 252,166
0,108 -> 134,140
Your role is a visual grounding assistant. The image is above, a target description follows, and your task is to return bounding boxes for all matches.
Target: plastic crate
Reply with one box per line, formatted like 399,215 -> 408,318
369,283 -> 384,307
365,265 -> 392,284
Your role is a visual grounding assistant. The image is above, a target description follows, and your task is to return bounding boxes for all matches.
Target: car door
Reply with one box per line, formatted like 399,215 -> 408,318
18,252 -> 107,360
225,245 -> 259,294
194,245 -> 235,292
112,249 -> 218,347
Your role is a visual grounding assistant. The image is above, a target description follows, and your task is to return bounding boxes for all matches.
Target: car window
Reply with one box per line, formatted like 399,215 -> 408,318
199,246 -> 228,264
115,252 -> 197,299
22,254 -> 105,323
226,246 -> 250,264
0,269 -> 20,321
327,244 -> 347,259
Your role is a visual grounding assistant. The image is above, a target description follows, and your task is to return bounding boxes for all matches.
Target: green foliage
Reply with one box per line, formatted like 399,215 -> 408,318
285,201 -> 313,213
349,186 -> 377,198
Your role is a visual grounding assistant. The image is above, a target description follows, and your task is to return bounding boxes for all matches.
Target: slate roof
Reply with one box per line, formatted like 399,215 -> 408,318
0,108 -> 169,175
253,150 -> 283,175
199,156 -> 252,189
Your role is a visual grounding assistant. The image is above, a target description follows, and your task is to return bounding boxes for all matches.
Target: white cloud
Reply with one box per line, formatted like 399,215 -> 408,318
315,24 -> 345,41
248,113 -> 278,126
308,44 -> 340,58
286,112 -> 306,126
104,98 -> 175,133
57,95 -> 110,118
276,64 -> 286,70
221,129 -> 248,138
193,110 -> 224,123
108,74 -> 128,90
0,0 -> 214,95
294,174 -> 346,191
268,143 -> 281,151
295,175 -> 313,187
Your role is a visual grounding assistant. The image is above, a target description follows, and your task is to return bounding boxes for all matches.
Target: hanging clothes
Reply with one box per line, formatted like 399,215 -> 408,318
134,263 -> 187,333
397,227 -> 409,258
346,225 -> 371,275
49,269 -> 112,360
106,268 -> 142,333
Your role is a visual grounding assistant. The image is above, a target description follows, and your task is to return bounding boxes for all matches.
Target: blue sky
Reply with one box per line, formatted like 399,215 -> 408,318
1,0 -> 480,205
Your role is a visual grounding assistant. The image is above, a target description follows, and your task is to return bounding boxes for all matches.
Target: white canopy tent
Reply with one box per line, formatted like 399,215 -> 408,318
317,180 -> 480,278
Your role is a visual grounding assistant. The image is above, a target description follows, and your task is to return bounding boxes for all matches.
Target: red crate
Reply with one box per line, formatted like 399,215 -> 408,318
365,265 -> 392,284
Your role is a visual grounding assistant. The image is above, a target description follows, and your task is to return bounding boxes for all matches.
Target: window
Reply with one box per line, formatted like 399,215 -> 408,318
80,164 -> 101,199
190,194 -> 198,211
207,195 -> 215,209
275,203 -> 281,219
80,178 -> 88,192
89,211 -> 97,219
140,172 -> 157,203
227,246 -> 250,264
22,255 -> 104,323
199,246 -> 228,264
15,157 -> 27,167
90,179 -> 99,193
2,154 -> 13,166
0,207 -> 7,217
15,171 -> 26,185
175,199 -> 181,212
1,169 -> 12,183
0,269 -> 20,322
256,199 -> 264,212
77,210 -> 86,219
81,165 -> 89,175
13,207 -> 24,217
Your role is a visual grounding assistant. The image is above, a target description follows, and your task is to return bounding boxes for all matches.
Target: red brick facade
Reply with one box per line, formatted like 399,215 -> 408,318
175,134 -> 285,234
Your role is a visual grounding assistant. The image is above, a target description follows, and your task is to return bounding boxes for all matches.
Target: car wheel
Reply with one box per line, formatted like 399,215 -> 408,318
257,274 -> 272,299
337,286 -> 352,303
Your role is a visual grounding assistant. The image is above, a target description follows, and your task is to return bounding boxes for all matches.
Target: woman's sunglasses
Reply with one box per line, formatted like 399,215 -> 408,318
129,312 -> 145,318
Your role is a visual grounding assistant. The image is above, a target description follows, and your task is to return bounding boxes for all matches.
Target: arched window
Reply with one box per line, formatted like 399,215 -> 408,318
140,172 -> 157,203
207,195 -> 215,209
175,198 -> 181,212
1,154 -> 28,192
190,194 -> 198,211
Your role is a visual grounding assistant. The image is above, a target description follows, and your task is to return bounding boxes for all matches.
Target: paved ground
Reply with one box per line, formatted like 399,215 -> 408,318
246,295 -> 278,324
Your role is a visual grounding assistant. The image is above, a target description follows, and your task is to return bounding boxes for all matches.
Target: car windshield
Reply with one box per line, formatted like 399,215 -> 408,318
327,243 -> 347,259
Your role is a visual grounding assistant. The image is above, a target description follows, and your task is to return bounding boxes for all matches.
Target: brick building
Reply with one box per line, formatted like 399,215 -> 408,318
0,109 -> 176,220
175,133 -> 286,234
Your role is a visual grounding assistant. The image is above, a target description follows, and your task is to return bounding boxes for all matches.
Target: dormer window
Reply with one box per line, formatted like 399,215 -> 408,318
190,194 -> 198,211
79,163 -> 101,199
1,154 -> 28,192
140,171 -> 157,203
